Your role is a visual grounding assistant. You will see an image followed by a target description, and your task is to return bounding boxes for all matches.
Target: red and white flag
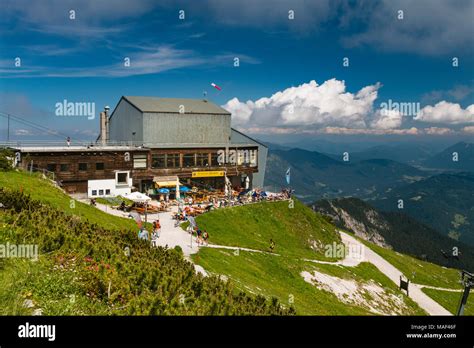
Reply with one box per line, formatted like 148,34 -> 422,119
211,83 -> 222,91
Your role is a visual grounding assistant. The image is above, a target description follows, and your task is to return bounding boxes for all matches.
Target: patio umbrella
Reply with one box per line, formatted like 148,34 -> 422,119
180,186 -> 191,192
158,188 -> 170,194
125,191 -> 151,203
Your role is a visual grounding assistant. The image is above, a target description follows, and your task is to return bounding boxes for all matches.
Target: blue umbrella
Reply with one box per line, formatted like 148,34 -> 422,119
158,188 -> 170,194
180,186 -> 191,192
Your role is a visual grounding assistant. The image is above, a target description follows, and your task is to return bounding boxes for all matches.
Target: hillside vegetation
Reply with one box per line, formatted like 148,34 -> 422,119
314,197 -> 474,271
192,201 -> 426,315
264,148 -> 426,202
373,172 -> 474,246
194,199 -> 341,260
0,170 -> 292,315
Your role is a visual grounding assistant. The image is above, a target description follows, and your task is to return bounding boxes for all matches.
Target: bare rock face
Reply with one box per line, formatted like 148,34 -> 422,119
330,202 -> 390,248
314,199 -> 390,248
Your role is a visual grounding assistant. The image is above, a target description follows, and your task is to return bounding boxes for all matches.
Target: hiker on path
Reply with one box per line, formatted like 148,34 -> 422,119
138,228 -> 149,241
202,230 -> 209,246
196,228 -> 203,246
153,219 -> 161,238
269,239 -> 275,253
151,230 -> 159,247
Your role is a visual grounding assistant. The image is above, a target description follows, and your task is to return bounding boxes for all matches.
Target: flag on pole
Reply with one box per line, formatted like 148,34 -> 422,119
285,167 -> 291,185
211,83 -> 222,91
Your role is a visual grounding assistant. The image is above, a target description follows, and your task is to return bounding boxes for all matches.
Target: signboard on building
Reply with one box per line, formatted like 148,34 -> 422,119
192,171 -> 225,178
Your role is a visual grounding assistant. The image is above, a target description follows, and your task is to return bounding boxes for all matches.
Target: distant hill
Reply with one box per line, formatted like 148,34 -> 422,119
372,172 -> 474,246
314,197 -> 474,271
423,142 -> 474,171
328,143 -> 437,166
264,148 -> 427,202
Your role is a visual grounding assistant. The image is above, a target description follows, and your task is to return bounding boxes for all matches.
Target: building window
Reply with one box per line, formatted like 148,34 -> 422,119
47,164 -> 56,172
151,154 -> 166,169
211,153 -> 221,166
133,154 -> 147,169
197,153 -> 210,167
166,153 -> 180,168
96,162 -> 105,170
99,189 -> 104,196
116,172 -> 129,185
78,163 -> 88,171
60,164 -> 69,172
91,190 -> 97,196
183,153 -> 196,168
105,189 -> 111,195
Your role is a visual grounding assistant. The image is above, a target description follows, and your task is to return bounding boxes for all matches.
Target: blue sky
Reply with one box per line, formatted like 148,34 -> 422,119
0,0 -> 473,144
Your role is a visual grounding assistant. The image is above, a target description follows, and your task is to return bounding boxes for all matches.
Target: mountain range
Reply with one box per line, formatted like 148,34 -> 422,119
264,148 -> 427,202
372,172 -> 474,246
264,141 -> 474,248
314,197 -> 474,271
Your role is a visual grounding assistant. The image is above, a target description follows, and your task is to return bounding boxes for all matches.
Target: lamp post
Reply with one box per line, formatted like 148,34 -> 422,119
457,270 -> 473,316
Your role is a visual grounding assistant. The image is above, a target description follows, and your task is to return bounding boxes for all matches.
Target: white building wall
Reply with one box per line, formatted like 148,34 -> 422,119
87,178 -> 133,198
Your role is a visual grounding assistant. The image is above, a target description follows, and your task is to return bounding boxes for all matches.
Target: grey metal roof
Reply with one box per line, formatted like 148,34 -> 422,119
123,96 -> 231,115
14,143 -> 258,152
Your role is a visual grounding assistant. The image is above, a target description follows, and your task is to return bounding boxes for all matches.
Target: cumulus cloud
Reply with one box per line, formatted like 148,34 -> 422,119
321,127 -> 419,135
423,127 -> 455,135
370,109 -> 403,130
223,79 -> 381,131
462,126 -> 474,134
415,101 -> 474,125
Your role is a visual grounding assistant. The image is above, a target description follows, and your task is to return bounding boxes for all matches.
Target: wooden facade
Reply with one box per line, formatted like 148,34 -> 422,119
18,146 -> 259,194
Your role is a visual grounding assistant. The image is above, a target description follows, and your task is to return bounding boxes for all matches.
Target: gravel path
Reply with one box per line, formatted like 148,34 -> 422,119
93,201 -> 452,315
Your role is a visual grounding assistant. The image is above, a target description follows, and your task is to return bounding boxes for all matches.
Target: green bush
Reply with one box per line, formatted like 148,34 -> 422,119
0,148 -> 14,171
0,187 -> 295,316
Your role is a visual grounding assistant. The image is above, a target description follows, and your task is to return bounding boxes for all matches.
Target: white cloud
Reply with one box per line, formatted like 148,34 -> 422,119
370,109 -> 403,130
224,80 -> 474,136
223,79 -> 381,130
415,101 -> 474,125
462,126 -> 474,134
321,127 -> 419,135
340,0 -> 474,55
0,46 -> 254,78
14,129 -> 34,136
423,127 -> 455,135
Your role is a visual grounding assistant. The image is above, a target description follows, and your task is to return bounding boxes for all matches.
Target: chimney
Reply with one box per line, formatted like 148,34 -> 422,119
99,106 -> 110,146
104,105 -> 110,144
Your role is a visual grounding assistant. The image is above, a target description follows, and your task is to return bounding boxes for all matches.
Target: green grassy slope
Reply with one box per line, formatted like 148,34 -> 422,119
193,248 -> 425,315
357,238 -> 463,290
0,170 -> 292,316
0,170 -> 138,231
421,288 -> 473,315
194,200 -> 341,260
191,201 -> 426,315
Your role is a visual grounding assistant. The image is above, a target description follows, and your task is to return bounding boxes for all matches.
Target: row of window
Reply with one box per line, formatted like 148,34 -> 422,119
47,162 -> 104,172
91,189 -> 111,196
45,151 -> 256,172
150,153 -> 215,169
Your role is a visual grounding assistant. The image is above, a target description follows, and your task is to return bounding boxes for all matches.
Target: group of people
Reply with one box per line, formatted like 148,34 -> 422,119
194,227 -> 209,246
137,219 -> 161,247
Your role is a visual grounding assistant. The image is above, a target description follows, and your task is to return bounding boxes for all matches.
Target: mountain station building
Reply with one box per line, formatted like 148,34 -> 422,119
13,96 -> 267,198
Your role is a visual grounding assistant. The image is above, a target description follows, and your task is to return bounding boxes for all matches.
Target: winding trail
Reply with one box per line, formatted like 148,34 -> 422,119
94,201 -> 453,315
336,231 -> 452,315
